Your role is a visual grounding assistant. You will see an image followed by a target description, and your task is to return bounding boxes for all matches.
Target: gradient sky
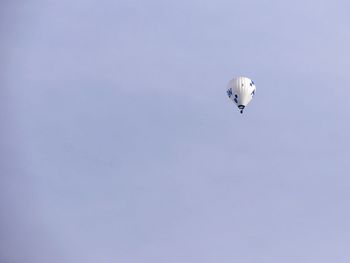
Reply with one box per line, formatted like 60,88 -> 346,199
2,0 -> 350,262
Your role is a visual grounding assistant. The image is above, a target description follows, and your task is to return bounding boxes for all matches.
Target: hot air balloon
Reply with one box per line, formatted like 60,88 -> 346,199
227,76 -> 256,114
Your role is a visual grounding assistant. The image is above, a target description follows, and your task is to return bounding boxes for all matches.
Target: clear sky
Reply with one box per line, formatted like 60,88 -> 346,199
1,0 -> 350,262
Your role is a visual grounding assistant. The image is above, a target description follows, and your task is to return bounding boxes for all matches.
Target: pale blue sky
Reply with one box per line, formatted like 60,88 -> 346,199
1,0 -> 350,262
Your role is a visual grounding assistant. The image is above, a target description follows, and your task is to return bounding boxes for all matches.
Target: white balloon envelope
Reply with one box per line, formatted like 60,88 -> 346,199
227,76 -> 256,114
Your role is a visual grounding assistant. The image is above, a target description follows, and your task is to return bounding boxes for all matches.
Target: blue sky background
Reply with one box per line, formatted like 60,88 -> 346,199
1,0 -> 350,262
